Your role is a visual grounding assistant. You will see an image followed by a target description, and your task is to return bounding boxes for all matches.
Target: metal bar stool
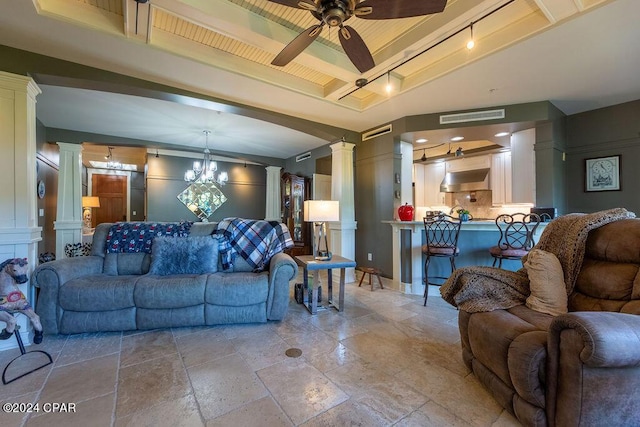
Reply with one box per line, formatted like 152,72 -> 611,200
489,213 -> 541,268
422,214 -> 462,306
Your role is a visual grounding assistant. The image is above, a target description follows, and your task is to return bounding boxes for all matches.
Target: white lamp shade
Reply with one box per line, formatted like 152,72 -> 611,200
304,200 -> 339,222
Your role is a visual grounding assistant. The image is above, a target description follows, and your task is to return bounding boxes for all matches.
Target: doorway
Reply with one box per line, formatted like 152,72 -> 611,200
89,171 -> 130,225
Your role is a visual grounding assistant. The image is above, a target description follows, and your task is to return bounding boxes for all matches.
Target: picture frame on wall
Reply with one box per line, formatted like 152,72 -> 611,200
585,155 -> 621,192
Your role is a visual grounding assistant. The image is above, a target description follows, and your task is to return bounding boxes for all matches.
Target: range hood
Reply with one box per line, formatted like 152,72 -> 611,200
440,168 -> 490,192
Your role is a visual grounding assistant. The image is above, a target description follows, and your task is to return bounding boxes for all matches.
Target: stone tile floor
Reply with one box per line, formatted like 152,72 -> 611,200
0,271 -> 520,426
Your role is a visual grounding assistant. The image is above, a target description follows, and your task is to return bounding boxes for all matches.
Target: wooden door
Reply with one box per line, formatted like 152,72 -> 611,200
92,174 -> 127,226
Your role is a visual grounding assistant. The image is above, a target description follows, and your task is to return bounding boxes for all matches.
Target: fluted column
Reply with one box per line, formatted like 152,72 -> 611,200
265,166 -> 282,221
329,141 -> 357,282
54,142 -> 83,258
0,71 -> 42,350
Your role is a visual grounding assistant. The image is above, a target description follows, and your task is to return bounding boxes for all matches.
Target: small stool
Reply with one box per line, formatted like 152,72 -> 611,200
358,267 -> 383,291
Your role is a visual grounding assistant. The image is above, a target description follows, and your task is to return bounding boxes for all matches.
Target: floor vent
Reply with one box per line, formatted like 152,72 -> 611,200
362,124 -> 392,141
296,152 -> 311,162
440,109 -> 505,125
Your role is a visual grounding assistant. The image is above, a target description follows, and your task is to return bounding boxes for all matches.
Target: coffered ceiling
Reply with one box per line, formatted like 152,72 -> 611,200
1,0 -> 639,159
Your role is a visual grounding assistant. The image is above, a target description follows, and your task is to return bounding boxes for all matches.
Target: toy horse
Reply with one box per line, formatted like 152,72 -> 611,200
0,258 -> 43,344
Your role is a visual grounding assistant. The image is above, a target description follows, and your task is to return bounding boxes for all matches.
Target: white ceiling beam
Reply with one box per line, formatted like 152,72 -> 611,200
33,0 -> 122,35
533,0 -> 581,24
150,0 -> 363,84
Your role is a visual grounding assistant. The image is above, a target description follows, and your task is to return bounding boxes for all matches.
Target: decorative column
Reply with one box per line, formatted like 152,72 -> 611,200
54,143 -> 83,258
265,166 -> 282,221
329,141 -> 357,282
0,71 -> 42,350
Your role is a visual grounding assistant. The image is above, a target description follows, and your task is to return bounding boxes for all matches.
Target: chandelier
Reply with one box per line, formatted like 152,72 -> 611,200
184,130 -> 228,185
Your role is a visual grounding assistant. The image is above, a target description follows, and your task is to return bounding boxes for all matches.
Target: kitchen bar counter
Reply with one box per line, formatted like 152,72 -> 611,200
383,220 -> 547,295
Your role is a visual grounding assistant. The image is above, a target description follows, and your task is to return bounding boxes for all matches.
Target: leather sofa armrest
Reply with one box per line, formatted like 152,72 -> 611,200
266,252 -> 298,320
31,256 -> 104,334
549,312 -> 640,367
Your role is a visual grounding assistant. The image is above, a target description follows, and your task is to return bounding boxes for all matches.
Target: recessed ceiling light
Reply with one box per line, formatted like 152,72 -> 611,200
451,136 -> 464,142
416,138 -> 428,143
495,132 -> 510,137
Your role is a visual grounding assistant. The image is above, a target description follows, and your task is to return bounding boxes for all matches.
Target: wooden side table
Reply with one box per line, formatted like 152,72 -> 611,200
294,255 -> 356,315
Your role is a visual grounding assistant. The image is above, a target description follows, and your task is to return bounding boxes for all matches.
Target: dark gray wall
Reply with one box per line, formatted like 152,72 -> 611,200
565,99 -> 640,214
146,154 -> 267,222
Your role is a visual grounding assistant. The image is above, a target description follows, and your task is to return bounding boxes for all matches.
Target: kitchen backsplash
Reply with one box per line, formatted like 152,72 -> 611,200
413,190 -> 534,220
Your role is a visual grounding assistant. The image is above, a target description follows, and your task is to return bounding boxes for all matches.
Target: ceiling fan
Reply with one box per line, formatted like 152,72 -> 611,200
268,0 -> 447,73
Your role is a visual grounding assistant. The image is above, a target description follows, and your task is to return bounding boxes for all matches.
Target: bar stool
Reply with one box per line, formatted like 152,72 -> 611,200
422,214 -> 462,306
357,267 -> 383,291
489,213 -> 541,268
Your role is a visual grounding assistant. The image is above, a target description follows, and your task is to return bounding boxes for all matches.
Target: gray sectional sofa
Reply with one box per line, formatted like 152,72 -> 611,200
32,222 -> 298,335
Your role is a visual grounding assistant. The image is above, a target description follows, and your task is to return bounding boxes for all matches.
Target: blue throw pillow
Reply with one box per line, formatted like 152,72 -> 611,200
148,235 -> 218,275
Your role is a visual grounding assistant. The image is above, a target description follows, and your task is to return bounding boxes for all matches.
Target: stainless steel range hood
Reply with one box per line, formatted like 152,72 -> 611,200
440,168 -> 490,192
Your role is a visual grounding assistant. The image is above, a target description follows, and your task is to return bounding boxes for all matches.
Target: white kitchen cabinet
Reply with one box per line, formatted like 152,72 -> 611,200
510,128 -> 536,204
424,162 -> 446,206
491,151 -> 512,205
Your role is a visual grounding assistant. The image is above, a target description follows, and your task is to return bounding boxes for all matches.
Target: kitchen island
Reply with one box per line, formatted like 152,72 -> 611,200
383,219 -> 548,295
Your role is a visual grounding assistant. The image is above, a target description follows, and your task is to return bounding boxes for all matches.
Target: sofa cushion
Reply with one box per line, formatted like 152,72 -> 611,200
524,249 -> 568,316
149,235 -> 218,275
59,275 -> 138,311
104,252 -> 151,276
205,272 -> 269,306
134,274 -> 207,308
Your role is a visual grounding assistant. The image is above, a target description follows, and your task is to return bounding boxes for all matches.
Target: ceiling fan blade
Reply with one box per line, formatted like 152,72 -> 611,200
339,26 -> 375,73
271,24 -> 323,67
356,0 -> 447,20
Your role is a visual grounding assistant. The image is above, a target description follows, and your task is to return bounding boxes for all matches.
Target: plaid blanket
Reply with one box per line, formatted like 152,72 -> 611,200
215,218 -> 294,271
106,222 -> 193,253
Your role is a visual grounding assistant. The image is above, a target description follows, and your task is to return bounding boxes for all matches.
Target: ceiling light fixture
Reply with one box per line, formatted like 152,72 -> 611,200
184,130 -> 228,186
416,138 -> 428,143
339,0 -> 516,100
455,147 -> 464,157
451,136 -> 464,142
466,23 -> 475,50
495,132 -> 510,137
104,146 -> 122,169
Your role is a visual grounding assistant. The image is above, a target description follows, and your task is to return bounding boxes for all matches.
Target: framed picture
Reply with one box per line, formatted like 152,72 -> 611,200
585,155 -> 621,192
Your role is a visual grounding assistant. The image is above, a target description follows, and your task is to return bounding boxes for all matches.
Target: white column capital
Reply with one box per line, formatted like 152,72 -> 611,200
57,141 -> 83,152
330,141 -> 356,153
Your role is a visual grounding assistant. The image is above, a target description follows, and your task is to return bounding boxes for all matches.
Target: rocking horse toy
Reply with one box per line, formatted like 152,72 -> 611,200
0,258 -> 43,343
0,257 -> 51,384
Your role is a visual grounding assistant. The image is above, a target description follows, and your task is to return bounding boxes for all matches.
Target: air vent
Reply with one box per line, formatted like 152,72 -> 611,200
440,109 -> 505,125
362,124 -> 392,141
296,152 -> 311,162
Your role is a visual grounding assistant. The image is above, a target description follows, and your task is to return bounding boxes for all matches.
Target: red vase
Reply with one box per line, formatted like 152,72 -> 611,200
398,203 -> 414,221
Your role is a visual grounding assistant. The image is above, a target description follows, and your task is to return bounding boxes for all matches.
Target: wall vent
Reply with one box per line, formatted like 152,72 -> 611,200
362,124 -> 392,141
296,152 -> 311,162
440,109 -> 505,125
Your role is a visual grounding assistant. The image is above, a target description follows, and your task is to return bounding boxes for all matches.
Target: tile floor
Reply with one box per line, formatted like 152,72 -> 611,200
0,271 -> 520,427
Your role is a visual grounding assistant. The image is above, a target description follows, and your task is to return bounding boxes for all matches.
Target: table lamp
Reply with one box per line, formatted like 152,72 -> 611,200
82,196 -> 100,232
304,200 -> 339,261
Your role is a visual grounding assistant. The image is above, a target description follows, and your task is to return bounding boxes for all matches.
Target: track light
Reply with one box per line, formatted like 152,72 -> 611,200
455,147 -> 464,157
421,149 -> 427,162
466,23 -> 475,50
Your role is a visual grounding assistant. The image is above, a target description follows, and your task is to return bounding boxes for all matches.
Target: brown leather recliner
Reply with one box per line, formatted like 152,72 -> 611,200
458,219 -> 640,426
